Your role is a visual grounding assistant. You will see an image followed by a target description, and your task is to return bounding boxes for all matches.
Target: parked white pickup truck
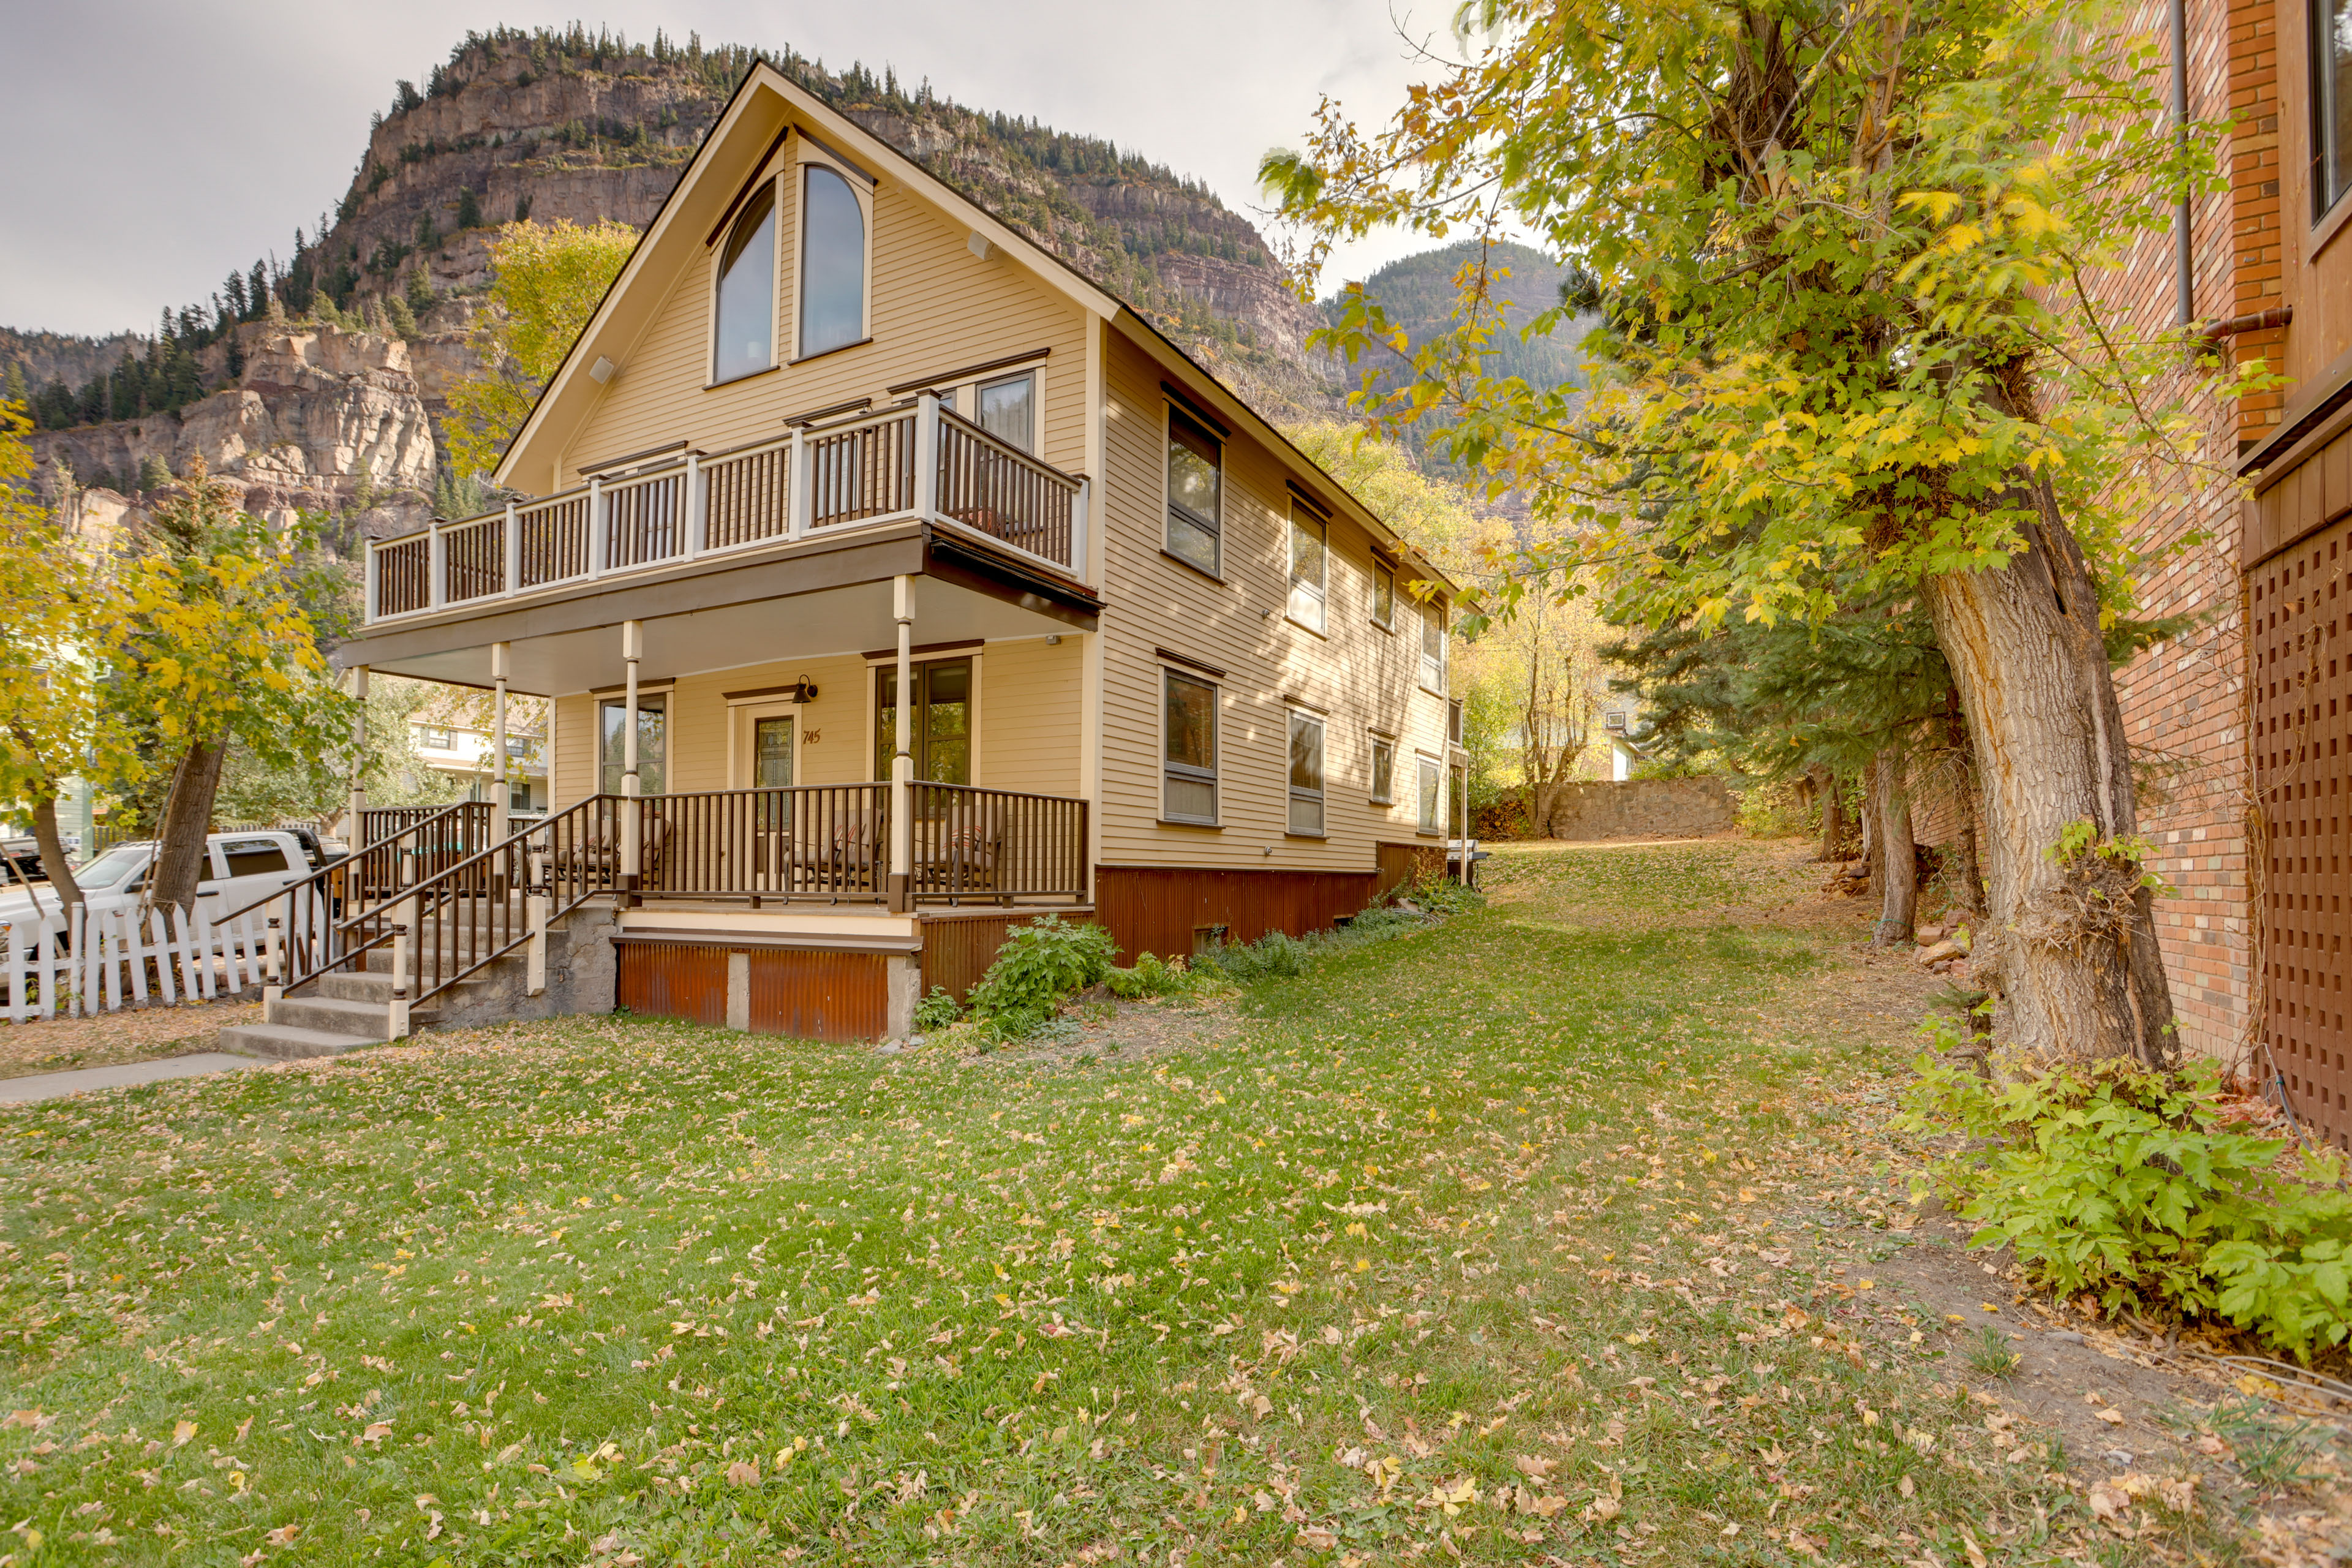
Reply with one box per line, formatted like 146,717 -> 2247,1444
0,831 -> 314,933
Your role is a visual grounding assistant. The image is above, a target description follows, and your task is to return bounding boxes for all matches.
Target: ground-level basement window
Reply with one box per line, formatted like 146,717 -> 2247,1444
1163,669 -> 1218,823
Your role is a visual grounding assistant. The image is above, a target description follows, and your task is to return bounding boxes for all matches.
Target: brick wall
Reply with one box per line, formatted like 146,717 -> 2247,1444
2092,0 -> 2261,1064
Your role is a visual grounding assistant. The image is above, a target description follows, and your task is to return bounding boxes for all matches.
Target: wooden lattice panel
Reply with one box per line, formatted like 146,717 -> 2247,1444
2249,521 -> 2352,1152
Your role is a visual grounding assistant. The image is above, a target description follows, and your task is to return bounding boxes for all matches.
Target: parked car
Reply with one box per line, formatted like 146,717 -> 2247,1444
273,823 -> 348,870
0,838 -> 45,886
0,831 -> 315,942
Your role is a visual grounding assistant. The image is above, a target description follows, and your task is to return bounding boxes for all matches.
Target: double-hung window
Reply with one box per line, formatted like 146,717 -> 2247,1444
1287,504 -> 1328,632
1417,755 -> 1443,835
1370,735 -> 1396,804
1287,712 -> 1326,835
1163,670 -> 1219,823
1420,600 -> 1448,691
1165,410 -> 1223,575
712,183 -> 776,382
1371,562 -> 1395,628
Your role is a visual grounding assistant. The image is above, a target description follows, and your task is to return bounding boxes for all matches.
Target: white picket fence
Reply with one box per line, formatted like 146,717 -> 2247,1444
1,886 -> 333,1023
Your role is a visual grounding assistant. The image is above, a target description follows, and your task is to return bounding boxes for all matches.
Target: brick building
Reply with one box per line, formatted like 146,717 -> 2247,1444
2101,0 -> 2350,1148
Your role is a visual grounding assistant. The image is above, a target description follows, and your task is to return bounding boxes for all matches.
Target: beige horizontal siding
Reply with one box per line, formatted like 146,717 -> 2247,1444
560,136 -> 1091,488
545,641 -> 1078,803
1097,331 -> 1452,871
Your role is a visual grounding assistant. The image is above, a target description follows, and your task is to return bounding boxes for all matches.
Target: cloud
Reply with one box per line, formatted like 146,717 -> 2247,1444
0,0 -> 1465,337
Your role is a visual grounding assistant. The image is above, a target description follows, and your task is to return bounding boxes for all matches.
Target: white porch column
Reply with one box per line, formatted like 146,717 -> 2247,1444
620,619 -> 643,902
502,500 -> 520,595
685,451 -> 706,559
490,641 -> 511,845
346,665 -> 369,845
588,477 -> 608,578
914,392 -> 941,520
788,426 -> 811,540
889,575 -> 914,913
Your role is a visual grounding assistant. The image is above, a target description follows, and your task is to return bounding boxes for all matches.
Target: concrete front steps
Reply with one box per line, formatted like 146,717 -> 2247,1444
214,902 -> 617,1061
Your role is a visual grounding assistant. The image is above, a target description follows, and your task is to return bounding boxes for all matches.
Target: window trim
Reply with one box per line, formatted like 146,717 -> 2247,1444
1371,560 -> 1396,631
1161,666 -> 1221,827
1414,752 -> 1444,837
1286,502 -> 1329,635
793,148 -> 874,361
867,652 -> 979,786
973,368 -> 1039,453
1369,734 -> 1396,805
1286,708 -> 1327,837
1419,600 -> 1449,695
709,175 -> 780,386
1163,405 -> 1224,579
597,693 -> 668,797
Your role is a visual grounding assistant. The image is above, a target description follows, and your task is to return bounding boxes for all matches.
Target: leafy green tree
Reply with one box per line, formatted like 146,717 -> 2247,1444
1264,0 -> 2242,1065
95,460 -> 350,912
0,403 -> 138,909
445,219 -> 638,476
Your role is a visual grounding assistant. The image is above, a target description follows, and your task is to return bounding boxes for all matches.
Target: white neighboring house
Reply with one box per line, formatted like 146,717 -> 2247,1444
410,722 -> 548,815
1600,706 -> 1651,782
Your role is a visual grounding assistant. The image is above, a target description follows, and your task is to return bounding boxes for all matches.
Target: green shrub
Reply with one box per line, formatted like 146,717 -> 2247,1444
912,986 -> 961,1032
1902,1047 -> 2352,1359
1203,930 -> 1310,982
1105,951 -> 1197,1000
1406,873 -> 1486,917
964,916 -> 1119,1039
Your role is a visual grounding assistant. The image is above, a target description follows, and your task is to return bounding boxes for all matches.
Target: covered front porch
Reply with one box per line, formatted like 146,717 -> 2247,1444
339,514 -> 1101,921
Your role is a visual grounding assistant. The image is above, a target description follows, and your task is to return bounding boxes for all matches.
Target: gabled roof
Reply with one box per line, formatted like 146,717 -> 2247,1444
497,59 -> 1458,595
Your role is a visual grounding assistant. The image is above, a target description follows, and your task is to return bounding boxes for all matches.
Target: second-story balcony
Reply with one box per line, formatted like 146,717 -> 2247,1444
365,394 -> 1088,625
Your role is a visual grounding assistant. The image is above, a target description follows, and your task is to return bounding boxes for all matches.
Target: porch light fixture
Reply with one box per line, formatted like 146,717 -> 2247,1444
590,356 -> 618,384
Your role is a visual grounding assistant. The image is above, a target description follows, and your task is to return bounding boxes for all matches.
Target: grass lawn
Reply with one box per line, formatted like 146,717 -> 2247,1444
0,842 -> 2203,1565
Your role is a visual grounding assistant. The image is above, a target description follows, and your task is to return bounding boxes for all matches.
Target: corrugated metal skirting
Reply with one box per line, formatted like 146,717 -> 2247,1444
746,949 -> 889,1043
616,942 -> 729,1026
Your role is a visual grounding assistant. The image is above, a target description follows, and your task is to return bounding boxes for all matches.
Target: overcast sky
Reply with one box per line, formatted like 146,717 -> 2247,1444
0,0 -> 1471,339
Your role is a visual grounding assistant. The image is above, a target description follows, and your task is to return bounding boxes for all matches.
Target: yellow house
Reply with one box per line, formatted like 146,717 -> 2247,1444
326,62 -> 1464,1043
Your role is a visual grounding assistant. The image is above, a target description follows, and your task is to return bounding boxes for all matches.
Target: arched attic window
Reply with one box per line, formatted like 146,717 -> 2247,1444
799,164 -> 866,357
712,183 -> 776,382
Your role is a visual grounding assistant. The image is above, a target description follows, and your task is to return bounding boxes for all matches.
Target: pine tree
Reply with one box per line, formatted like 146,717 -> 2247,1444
137,454 -> 174,493
405,266 -> 437,316
456,185 -> 482,230
384,293 -> 420,338
248,261 -> 270,319
2,363 -> 26,410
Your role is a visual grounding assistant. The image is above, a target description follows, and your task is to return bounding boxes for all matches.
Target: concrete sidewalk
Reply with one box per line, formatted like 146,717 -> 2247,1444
0,1052 -> 267,1104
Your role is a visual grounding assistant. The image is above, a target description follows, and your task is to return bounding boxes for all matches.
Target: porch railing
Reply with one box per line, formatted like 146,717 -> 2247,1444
640,783 -> 891,902
364,396 -> 1088,624
909,782 -> 1088,904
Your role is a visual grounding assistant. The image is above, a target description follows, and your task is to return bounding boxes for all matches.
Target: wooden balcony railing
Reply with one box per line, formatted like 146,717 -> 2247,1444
363,396 -> 1088,623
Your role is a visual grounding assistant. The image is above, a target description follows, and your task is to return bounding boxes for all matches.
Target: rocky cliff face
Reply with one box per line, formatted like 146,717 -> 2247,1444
28,323 -> 438,540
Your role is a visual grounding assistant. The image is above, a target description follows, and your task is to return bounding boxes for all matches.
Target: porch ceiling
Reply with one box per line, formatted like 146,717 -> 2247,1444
352,573 -> 1074,695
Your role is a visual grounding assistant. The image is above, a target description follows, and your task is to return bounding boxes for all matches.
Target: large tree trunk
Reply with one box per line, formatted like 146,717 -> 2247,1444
1943,698 -> 1987,921
1925,498 -> 2176,1066
1813,766 -> 1845,861
1868,748 -> 1917,945
149,739 -> 226,913
26,794 -> 85,911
